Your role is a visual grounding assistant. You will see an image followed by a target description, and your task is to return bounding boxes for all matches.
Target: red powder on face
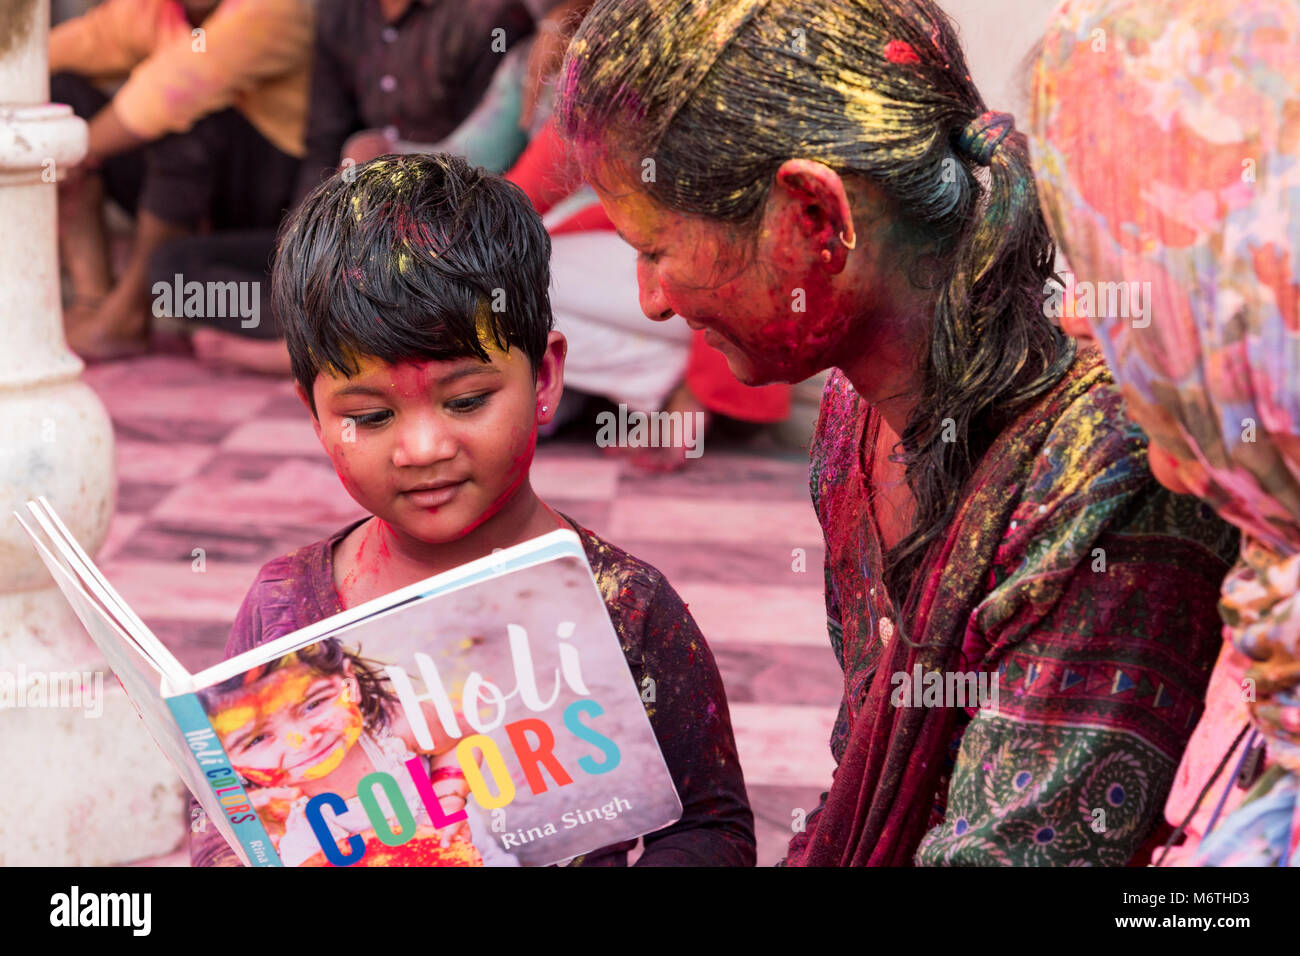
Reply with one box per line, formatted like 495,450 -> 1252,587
330,444 -> 362,498
455,421 -> 538,537
885,40 -> 921,64
389,360 -> 436,399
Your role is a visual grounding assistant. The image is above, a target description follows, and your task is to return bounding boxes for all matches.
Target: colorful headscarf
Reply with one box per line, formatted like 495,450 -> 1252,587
1031,0 -> 1300,864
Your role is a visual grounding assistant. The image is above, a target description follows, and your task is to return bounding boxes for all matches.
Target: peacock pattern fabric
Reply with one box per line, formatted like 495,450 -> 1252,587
784,350 -> 1236,866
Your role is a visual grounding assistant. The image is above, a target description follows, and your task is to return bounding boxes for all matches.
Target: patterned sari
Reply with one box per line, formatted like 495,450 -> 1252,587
783,349 -> 1237,866
1032,0 -> 1300,865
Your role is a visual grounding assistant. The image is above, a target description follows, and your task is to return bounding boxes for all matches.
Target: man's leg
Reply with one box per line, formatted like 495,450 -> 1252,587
65,209 -> 189,359
150,230 -> 294,375
66,104 -> 295,360
166,109 -> 299,373
51,73 -> 144,319
58,162 -> 113,308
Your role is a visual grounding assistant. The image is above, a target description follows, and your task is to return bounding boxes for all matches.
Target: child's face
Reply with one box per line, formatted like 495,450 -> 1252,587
301,332 -> 566,546
212,662 -> 364,788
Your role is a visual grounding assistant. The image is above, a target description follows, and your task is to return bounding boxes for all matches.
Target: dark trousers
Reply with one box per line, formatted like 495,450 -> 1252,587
148,230 -> 283,338
53,72 -> 297,336
52,72 -> 299,228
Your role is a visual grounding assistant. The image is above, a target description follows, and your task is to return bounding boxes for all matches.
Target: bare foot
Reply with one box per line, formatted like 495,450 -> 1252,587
57,167 -> 115,303
65,294 -> 150,362
191,328 -> 292,376
629,383 -> 712,474
62,296 -> 106,332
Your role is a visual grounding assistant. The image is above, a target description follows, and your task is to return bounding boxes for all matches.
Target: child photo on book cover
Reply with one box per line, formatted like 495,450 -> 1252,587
198,638 -> 512,867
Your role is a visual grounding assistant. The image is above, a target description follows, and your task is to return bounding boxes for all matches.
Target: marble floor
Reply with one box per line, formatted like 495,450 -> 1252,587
80,342 -> 842,867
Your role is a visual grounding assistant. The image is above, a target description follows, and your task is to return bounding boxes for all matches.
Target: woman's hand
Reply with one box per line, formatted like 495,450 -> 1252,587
340,128 -> 396,168
520,0 -> 594,128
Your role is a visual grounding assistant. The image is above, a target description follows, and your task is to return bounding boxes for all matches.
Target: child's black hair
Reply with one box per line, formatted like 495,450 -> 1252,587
199,639 -> 397,735
272,153 -> 554,415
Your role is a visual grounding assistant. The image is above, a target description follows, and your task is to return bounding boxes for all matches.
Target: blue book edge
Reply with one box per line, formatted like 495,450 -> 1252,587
164,694 -> 283,867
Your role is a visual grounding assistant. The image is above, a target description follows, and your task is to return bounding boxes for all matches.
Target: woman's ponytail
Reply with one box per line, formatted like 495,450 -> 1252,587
887,120 -> 1074,599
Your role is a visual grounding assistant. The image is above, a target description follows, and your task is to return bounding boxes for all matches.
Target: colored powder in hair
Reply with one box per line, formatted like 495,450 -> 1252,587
885,40 -> 920,64
828,74 -> 893,127
474,301 -> 507,352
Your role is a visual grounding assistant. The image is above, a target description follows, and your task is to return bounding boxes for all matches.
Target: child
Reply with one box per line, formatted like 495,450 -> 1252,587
188,153 -> 755,867
198,640 -> 508,867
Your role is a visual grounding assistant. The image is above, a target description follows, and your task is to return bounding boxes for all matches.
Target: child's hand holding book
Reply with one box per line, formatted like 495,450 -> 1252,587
429,765 -> 471,845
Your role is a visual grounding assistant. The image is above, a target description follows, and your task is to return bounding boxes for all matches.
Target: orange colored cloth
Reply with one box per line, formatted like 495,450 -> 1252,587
49,0 -> 314,159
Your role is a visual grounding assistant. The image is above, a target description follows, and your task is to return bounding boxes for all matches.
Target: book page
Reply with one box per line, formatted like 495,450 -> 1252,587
28,499 -> 188,685
17,512 -> 244,860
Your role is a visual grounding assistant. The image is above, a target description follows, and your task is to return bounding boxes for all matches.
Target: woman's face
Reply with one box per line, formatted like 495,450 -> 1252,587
588,160 -> 869,386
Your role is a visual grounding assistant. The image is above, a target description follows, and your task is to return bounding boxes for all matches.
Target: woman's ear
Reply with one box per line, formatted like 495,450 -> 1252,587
770,159 -> 857,272
535,331 -> 568,427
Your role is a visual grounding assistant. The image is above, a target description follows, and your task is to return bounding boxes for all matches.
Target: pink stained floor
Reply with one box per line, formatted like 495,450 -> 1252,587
82,339 -> 842,867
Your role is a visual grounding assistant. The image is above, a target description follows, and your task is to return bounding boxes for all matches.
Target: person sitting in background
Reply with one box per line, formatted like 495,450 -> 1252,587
1032,0 -> 1300,867
50,0 -> 314,360
181,0 -> 537,374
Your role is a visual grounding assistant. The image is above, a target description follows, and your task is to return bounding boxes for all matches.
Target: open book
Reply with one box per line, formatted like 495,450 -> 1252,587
15,499 -> 682,867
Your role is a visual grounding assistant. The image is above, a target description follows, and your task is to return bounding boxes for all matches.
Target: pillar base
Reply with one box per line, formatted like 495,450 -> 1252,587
0,684 -> 188,866
0,590 -> 190,865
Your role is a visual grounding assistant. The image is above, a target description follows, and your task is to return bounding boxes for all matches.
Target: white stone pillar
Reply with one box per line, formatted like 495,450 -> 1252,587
0,0 -> 186,865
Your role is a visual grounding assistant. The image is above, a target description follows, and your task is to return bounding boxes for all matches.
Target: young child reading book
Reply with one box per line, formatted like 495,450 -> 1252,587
188,153 -> 756,866
198,639 -> 510,867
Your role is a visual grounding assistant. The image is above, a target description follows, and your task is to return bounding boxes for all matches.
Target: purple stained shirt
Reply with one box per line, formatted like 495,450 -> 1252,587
188,516 -> 756,867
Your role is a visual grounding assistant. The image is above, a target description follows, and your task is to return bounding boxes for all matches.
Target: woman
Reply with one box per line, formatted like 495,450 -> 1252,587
557,0 -> 1239,864
1032,0 -> 1300,865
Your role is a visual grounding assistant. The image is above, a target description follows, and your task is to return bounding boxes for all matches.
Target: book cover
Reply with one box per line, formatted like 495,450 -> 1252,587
192,548 -> 682,866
